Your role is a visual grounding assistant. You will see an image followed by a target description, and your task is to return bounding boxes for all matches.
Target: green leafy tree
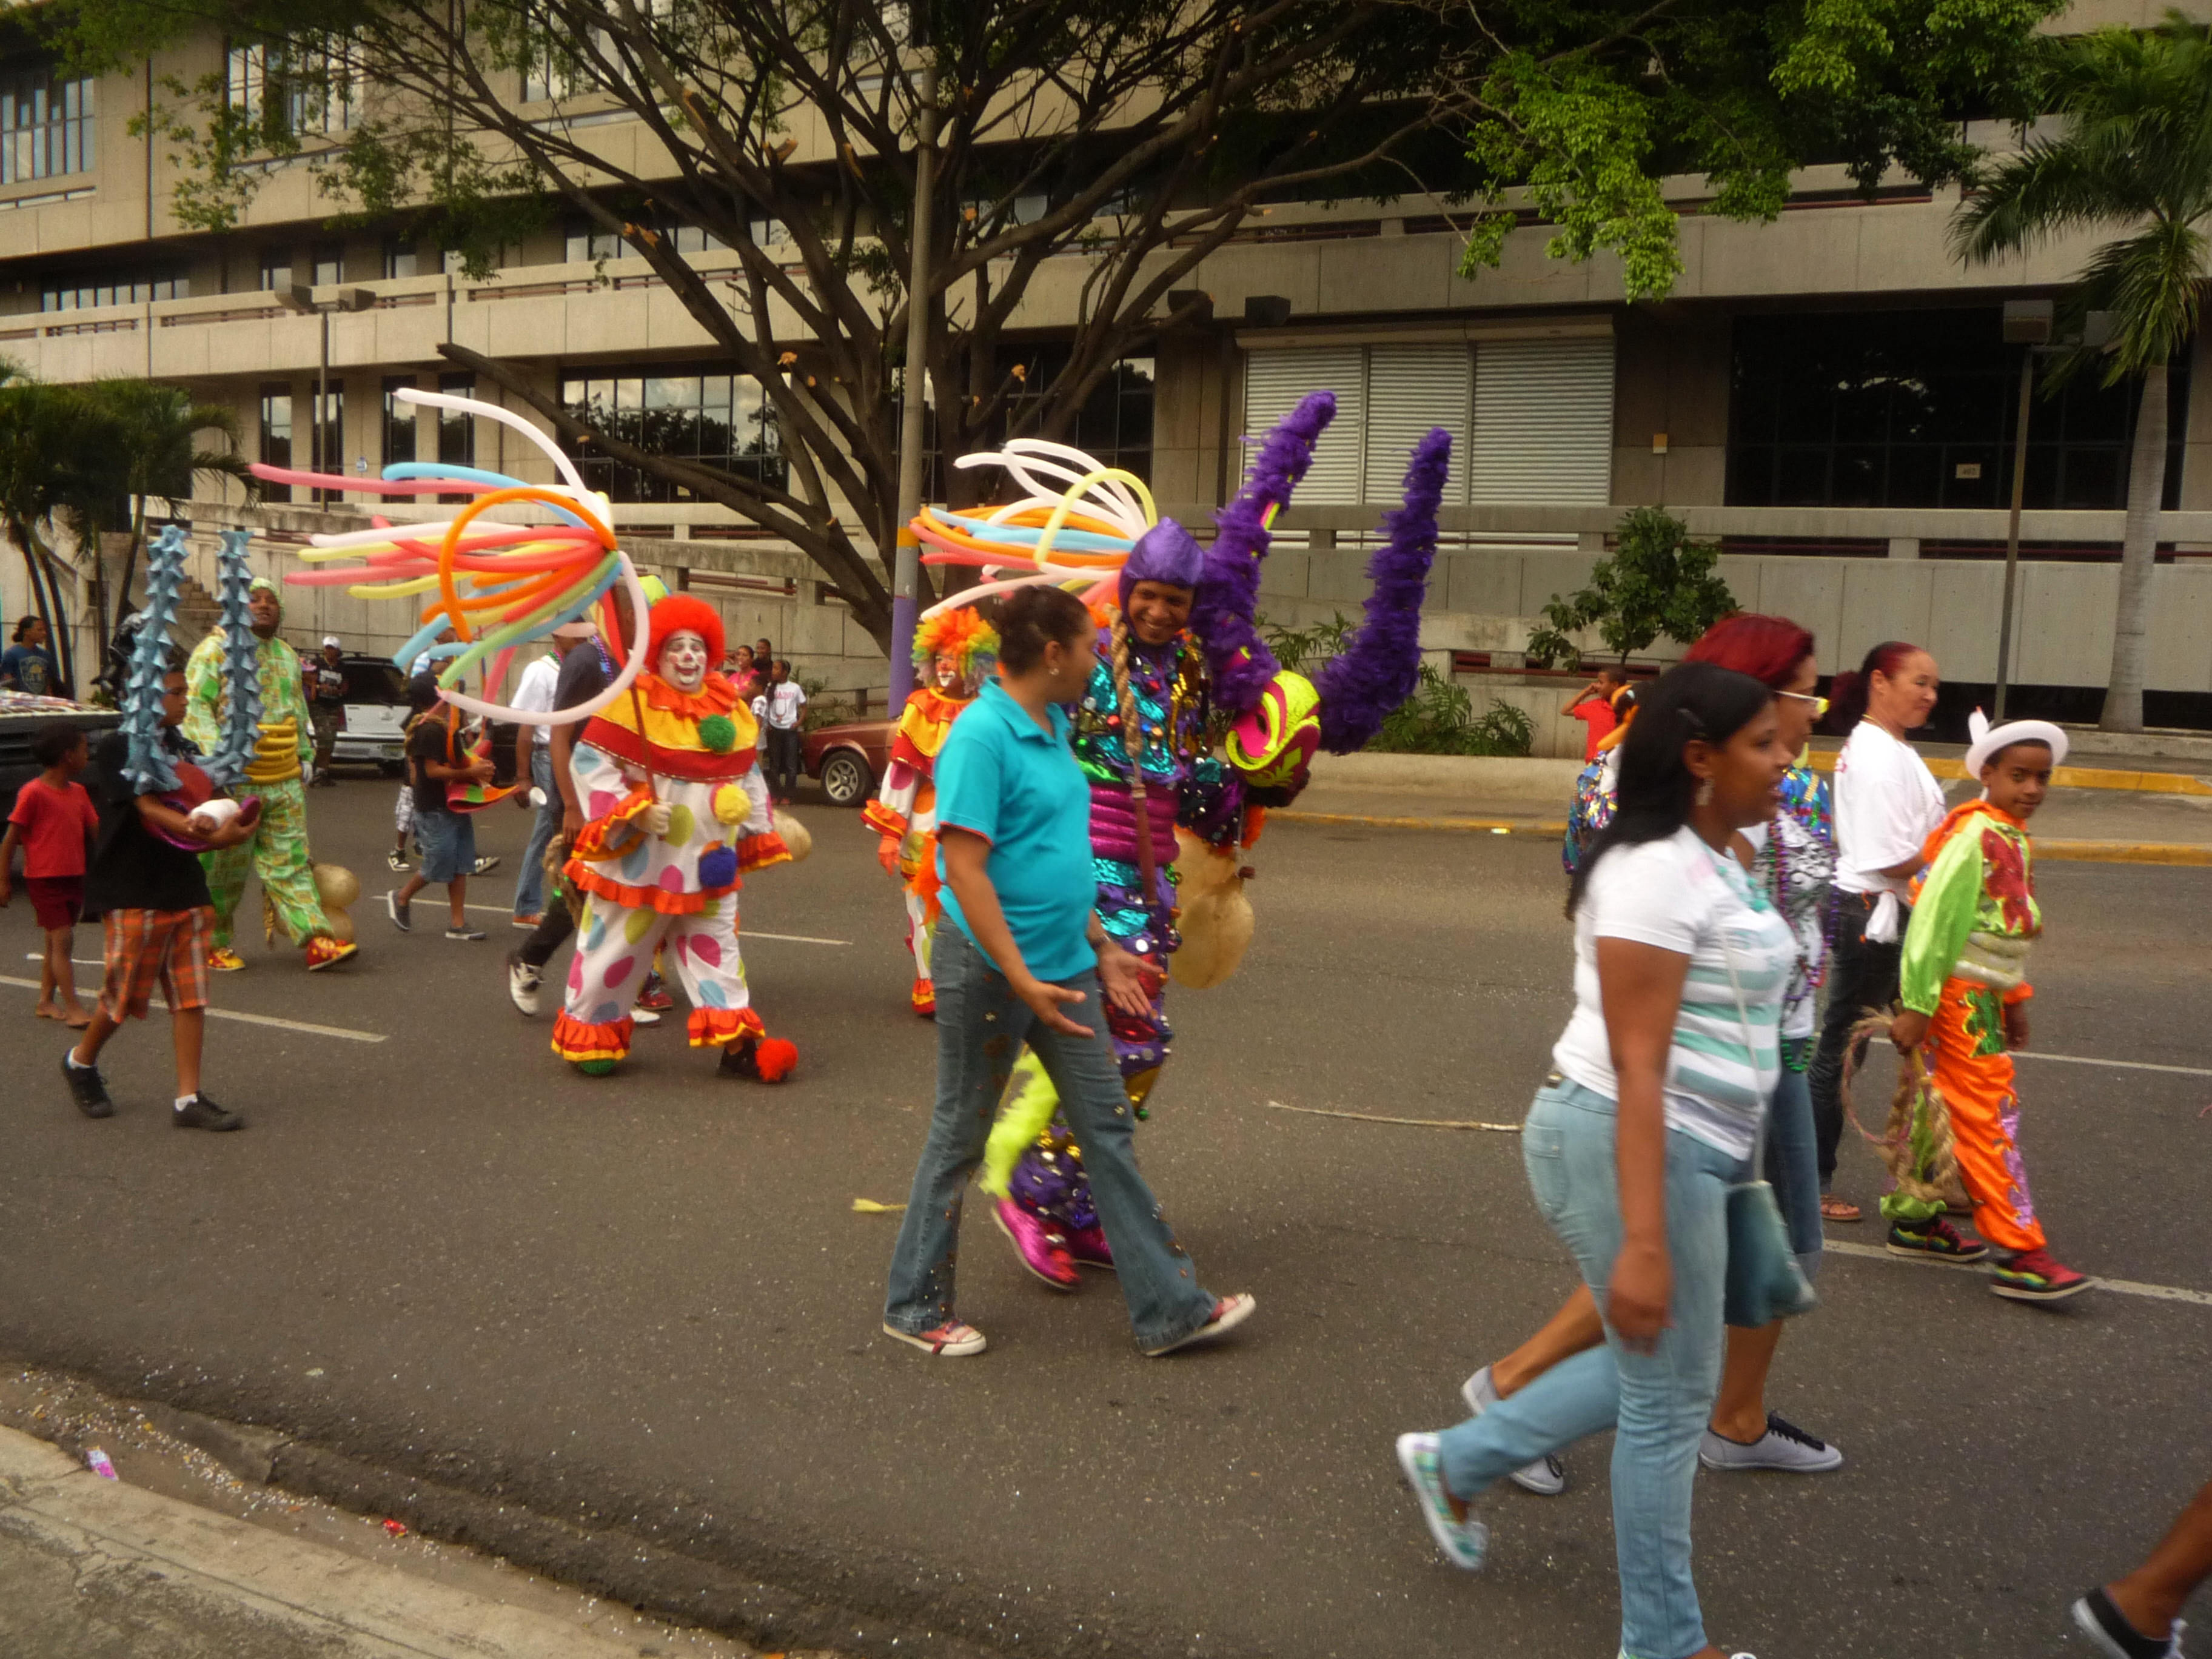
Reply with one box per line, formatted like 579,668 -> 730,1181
46,0 -> 2062,653
1524,507 -> 1735,671
1259,612 -> 1535,755
0,367 -> 98,694
1951,13 -> 2212,732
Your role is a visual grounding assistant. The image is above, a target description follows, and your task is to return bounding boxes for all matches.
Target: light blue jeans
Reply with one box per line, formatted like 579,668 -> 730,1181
514,744 -> 559,919
883,923 -> 1220,1352
1766,1045 -> 1823,1282
1438,1077 -> 1746,1659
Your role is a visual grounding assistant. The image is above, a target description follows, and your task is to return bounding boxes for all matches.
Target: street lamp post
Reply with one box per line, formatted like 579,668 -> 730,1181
1995,300 -> 2053,722
886,39 -> 939,711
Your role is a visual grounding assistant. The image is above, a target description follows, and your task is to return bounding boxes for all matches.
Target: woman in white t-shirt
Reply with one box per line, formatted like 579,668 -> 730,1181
1395,662 -> 1794,1659
1807,641 -> 1943,1222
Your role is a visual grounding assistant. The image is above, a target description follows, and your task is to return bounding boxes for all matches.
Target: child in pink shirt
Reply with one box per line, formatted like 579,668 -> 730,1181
1,722 -> 100,1025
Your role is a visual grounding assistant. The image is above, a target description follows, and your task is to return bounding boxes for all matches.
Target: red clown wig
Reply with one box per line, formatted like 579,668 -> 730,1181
646,594 -> 726,671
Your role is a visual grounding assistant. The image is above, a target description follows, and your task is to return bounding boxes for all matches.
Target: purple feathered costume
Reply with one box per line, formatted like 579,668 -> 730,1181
999,397 -> 1453,1262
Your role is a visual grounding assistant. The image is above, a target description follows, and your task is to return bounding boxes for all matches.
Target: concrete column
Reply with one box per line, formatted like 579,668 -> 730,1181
1887,537 -> 1920,560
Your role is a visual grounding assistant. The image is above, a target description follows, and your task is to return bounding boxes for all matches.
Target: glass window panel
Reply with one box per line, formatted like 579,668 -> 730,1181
1885,446 -> 1940,508
643,376 -> 695,409
1772,447 -> 1829,506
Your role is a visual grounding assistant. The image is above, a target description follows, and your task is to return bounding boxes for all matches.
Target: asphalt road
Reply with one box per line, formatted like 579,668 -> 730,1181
1,774 -> 2208,1659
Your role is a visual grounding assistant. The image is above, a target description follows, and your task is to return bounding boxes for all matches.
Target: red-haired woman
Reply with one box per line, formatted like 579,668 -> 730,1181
1445,613 -> 1845,1507
1808,641 -> 1946,1228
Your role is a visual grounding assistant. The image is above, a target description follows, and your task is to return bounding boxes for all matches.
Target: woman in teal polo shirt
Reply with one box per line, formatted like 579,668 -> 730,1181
882,585 -> 1255,1358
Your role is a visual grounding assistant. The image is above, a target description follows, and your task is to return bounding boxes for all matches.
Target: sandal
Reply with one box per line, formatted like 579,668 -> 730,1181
882,1320 -> 987,1357
1820,1193 -> 1862,1223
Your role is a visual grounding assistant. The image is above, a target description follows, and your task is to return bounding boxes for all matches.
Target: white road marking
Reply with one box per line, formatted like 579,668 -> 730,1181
2014,1051 -> 2212,1079
456,907 -> 847,944
0,974 -> 386,1043
1822,1239 -> 2212,1307
1264,1099 -> 1522,1133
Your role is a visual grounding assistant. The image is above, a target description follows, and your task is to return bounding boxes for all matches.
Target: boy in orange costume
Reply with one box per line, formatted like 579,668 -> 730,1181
1887,710 -> 2091,1302
863,611 -> 996,1017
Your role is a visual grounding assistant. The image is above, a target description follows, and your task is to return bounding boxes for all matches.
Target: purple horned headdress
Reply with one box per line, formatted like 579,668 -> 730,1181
1191,390 -> 1337,715
1315,427 -> 1450,754
1118,518 -> 1206,615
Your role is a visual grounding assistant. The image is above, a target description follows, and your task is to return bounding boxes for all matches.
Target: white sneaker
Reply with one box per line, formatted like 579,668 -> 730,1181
1394,1433 -> 1488,1570
1698,1413 -> 1843,1474
506,951 -> 541,1017
631,1005 -> 662,1027
1460,1365 -> 1566,1496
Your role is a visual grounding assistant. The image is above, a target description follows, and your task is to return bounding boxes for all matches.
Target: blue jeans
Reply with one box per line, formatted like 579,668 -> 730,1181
884,922 -> 1219,1352
1766,1046 -> 1822,1282
515,745 -> 558,919
415,808 -> 477,884
1438,1078 -> 1746,1659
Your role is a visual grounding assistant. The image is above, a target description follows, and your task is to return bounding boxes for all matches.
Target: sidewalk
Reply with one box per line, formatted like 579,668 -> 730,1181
0,1420 -> 768,1659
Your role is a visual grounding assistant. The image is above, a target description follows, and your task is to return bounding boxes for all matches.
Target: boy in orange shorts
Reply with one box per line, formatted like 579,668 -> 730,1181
1886,711 -> 2091,1302
63,658 -> 255,1130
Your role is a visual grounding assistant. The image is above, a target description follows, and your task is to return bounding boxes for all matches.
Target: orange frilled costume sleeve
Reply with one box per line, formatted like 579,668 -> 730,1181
551,666 -> 793,1070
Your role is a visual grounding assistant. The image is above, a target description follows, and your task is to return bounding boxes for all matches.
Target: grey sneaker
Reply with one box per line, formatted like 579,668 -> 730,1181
1461,1365 -> 1566,1496
1393,1433 -> 1488,1570
1699,1412 -> 1843,1474
62,1052 -> 113,1119
472,856 -> 501,876
173,1094 -> 244,1132
445,925 -> 486,942
507,951 -> 542,1017
386,890 -> 411,933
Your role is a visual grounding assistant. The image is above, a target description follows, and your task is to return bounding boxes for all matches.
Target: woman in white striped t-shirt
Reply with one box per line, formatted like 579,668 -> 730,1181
1396,661 -> 1795,1659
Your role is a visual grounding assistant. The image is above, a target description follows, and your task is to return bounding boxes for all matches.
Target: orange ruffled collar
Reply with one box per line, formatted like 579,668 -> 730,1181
640,671 -> 739,720
1920,798 -> 2027,864
905,686 -> 974,723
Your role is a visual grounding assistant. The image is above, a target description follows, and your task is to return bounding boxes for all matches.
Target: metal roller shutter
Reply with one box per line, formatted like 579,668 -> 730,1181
1242,346 -> 1364,504
1471,336 -> 1615,503
1362,343 -> 1470,504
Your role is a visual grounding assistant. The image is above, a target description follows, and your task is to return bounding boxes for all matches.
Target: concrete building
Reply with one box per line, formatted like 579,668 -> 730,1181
5,0 -> 2211,745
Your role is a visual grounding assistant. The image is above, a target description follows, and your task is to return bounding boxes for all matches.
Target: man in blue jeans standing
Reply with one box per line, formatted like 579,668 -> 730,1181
879,585 -> 1253,1359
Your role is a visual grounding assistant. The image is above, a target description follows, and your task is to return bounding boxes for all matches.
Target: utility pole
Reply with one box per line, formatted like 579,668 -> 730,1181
886,28 -> 937,709
1996,300 -> 2053,722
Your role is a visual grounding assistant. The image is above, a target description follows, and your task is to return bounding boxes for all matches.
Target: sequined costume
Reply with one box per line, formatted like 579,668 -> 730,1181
551,596 -> 793,1075
181,586 -> 343,962
1886,798 -> 2046,1252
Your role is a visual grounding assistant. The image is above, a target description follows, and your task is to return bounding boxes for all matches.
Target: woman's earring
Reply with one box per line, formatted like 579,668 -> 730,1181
1695,777 -> 1715,808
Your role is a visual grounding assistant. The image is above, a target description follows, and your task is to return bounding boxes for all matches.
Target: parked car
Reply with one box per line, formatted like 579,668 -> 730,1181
802,717 -> 892,807
329,655 -> 412,776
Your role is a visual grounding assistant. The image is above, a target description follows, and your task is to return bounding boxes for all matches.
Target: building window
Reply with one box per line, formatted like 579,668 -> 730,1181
41,270 -> 189,312
437,372 -> 474,500
258,249 -> 292,292
383,377 -> 418,469
1727,309 -> 2190,512
260,386 -> 293,503
563,217 -> 729,263
382,240 -> 420,280
312,242 -> 344,286
1005,345 -> 1154,481
227,36 -> 361,139
312,386 -> 344,501
557,366 -> 786,501
0,64 -> 95,185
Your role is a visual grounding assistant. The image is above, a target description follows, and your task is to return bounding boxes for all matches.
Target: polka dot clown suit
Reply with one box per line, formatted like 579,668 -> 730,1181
549,595 -> 793,1077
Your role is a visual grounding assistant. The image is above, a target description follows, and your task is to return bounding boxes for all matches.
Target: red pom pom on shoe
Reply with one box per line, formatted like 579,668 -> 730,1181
753,1037 -> 798,1084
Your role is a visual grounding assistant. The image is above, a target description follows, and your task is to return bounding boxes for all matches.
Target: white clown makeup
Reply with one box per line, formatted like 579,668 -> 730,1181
659,628 -> 710,693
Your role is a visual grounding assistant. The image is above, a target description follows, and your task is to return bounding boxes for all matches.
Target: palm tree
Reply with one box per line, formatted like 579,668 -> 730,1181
72,379 -> 255,646
1951,13 -> 2212,732
0,365 -> 92,694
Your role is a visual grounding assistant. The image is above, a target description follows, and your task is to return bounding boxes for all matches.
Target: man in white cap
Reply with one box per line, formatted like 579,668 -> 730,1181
305,635 -> 347,785
1886,708 -> 2089,1302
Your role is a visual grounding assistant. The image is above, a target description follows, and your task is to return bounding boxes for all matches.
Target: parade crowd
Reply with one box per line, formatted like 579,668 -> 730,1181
7,400 -> 2207,1659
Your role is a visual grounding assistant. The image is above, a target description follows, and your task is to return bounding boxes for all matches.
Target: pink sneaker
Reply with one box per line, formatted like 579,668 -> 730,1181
992,1199 -> 1078,1291
1066,1224 -> 1115,1270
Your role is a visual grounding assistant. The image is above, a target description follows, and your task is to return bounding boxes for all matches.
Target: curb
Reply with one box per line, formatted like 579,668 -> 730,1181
1802,749 -> 2212,796
1274,810 -> 2212,866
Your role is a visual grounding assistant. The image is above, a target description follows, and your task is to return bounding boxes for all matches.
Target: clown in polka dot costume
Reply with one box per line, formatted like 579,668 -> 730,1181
549,595 -> 796,1081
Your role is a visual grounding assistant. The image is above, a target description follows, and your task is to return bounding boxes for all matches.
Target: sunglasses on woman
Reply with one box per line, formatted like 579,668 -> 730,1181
1778,689 -> 1831,717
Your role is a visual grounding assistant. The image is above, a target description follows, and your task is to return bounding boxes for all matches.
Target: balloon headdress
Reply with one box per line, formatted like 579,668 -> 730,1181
255,388 -> 651,728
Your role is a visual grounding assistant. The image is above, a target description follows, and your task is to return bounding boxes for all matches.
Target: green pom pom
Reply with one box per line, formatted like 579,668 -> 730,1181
576,1058 -> 617,1077
697,714 -> 737,752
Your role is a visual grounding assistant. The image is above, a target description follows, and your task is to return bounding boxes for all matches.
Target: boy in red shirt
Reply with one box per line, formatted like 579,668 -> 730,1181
1,722 -> 100,1026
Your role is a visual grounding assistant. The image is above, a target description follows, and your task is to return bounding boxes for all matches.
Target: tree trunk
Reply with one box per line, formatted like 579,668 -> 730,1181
113,499 -> 146,638
2102,364 -> 2167,733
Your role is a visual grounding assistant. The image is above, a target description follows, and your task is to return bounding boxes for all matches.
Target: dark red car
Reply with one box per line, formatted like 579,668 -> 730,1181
803,717 -> 892,806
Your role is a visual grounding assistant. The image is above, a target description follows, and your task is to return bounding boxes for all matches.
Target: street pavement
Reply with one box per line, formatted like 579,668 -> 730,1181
0,774 -> 2207,1659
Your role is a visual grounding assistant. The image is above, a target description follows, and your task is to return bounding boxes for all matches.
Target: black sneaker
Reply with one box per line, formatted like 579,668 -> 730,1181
62,1053 -> 113,1119
386,890 -> 412,933
1885,1217 -> 1989,1264
446,925 -> 486,942
473,856 -> 501,876
717,1037 -> 760,1079
173,1095 -> 244,1132
386,852 -> 409,873
2073,1587 -> 2182,1658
